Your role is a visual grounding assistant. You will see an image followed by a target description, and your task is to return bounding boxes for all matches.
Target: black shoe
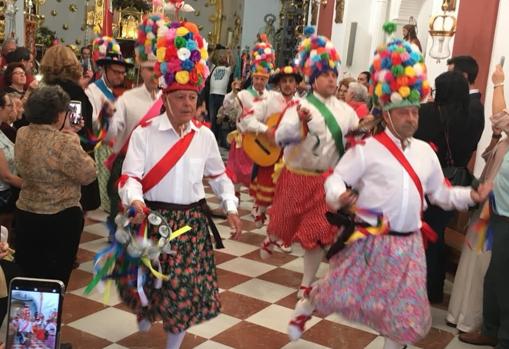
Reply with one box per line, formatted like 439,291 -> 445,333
60,343 -> 73,349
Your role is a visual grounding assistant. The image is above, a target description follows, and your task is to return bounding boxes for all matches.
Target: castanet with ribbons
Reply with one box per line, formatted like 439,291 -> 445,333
85,207 -> 191,305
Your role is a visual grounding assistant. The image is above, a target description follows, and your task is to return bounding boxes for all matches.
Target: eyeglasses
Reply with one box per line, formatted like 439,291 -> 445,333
12,71 -> 26,76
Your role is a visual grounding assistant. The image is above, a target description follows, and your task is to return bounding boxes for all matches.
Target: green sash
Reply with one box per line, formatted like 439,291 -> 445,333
248,86 -> 259,97
306,93 -> 345,157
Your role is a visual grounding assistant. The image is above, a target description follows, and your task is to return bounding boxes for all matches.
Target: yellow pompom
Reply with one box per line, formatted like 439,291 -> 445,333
156,47 -> 166,61
283,66 -> 293,74
176,27 -> 189,36
399,86 -> 411,98
375,83 -> 383,97
175,71 -> 190,84
200,48 -> 208,60
405,66 -> 416,77
422,80 -> 430,89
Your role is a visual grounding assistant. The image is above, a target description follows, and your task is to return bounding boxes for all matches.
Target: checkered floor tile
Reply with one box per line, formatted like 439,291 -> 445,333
52,186 -> 489,349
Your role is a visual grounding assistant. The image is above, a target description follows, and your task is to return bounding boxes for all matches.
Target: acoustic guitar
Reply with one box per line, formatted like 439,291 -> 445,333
242,112 -> 282,167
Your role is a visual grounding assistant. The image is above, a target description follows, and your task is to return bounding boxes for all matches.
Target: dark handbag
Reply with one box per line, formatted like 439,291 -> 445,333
439,107 -> 476,187
0,189 -> 12,209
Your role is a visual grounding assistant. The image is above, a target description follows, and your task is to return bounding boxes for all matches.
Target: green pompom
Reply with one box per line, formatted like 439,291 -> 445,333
408,89 -> 421,102
383,22 -> 397,35
391,64 -> 404,77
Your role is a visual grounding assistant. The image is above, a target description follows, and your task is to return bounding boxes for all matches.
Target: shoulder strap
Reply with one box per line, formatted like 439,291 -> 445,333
248,86 -> 259,97
141,129 -> 197,193
373,132 -> 423,208
306,93 -> 344,157
94,79 -> 116,102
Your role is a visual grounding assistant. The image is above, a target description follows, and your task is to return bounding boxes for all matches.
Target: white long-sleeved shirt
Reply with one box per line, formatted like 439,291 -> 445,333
223,88 -> 278,132
105,84 -> 161,154
239,91 -> 298,134
85,77 -> 114,124
275,91 -> 358,171
119,114 -> 238,213
324,130 -> 474,232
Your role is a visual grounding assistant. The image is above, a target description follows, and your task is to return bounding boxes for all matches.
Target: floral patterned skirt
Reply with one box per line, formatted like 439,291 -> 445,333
310,233 -> 431,344
115,205 -> 220,334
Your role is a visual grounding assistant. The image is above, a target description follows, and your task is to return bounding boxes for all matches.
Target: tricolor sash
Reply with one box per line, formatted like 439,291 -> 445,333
306,93 -> 345,157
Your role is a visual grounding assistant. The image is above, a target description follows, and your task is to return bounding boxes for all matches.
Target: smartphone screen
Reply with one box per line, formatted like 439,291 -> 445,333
68,100 -> 82,126
5,278 -> 64,349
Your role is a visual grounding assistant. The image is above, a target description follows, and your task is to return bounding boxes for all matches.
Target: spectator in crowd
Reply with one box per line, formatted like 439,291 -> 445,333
357,71 -> 371,89
345,81 -> 370,118
336,77 -> 355,101
447,55 -> 485,159
447,64 -> 508,336
414,70 -> 483,303
40,45 -> 101,213
0,90 -> 22,235
3,63 -> 38,128
0,38 -> 16,71
203,44 -> 234,147
403,24 -> 422,52
14,86 -> 96,287
459,64 -> 509,349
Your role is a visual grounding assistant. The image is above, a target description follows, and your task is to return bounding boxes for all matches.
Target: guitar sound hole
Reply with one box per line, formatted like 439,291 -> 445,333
255,139 -> 270,155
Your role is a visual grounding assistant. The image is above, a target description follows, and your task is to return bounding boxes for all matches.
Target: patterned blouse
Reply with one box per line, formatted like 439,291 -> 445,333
15,124 -> 97,214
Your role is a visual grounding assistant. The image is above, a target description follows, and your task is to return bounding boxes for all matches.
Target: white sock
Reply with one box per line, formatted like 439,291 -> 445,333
302,247 -> 324,287
166,331 -> 186,349
383,337 -> 404,349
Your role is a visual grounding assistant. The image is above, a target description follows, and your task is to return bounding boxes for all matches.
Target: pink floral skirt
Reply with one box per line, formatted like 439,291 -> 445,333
310,233 -> 431,344
225,139 -> 253,188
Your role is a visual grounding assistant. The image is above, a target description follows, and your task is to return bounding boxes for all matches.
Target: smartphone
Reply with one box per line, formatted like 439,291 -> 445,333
500,56 -> 505,68
68,100 -> 83,126
5,278 -> 65,349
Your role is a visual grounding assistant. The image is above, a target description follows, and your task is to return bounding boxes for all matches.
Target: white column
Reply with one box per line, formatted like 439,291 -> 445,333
14,0 -> 25,45
368,0 -> 389,58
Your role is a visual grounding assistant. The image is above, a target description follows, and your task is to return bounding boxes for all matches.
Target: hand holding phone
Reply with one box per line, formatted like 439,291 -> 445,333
5,278 -> 65,349
68,100 -> 83,126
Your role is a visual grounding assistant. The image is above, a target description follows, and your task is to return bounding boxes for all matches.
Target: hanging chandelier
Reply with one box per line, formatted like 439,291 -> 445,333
428,0 -> 457,62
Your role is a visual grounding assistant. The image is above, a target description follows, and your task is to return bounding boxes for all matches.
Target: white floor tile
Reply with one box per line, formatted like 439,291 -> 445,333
281,339 -> 331,349
221,239 -> 258,256
83,222 -> 109,237
217,257 -> 276,277
216,223 -> 235,239
430,306 -> 457,334
325,313 -> 379,335
187,313 -> 240,339
193,340 -> 236,349
246,304 -> 321,334
68,307 -> 138,342
71,285 -> 122,306
281,259 -> 329,278
86,209 -> 108,223
78,260 -> 95,274
80,238 -> 110,253
230,279 -> 295,303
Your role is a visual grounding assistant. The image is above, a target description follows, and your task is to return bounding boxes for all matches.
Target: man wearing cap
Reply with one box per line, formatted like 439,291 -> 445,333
287,29 -> 492,349
262,28 -> 358,299
117,19 -> 242,349
103,16 -> 165,240
223,34 -> 276,192
239,64 -> 302,232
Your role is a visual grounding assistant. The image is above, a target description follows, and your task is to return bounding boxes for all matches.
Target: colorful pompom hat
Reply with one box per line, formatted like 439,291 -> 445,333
271,64 -> 303,84
295,26 -> 341,84
154,18 -> 209,92
369,22 -> 431,111
250,34 -> 275,78
135,14 -> 169,67
93,36 -> 133,68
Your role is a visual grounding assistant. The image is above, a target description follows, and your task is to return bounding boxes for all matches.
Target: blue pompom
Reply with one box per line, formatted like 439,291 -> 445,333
304,26 -> 315,38
381,57 -> 392,69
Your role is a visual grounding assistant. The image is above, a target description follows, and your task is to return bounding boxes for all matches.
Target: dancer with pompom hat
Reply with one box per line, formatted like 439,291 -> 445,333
115,2 -> 242,348
261,26 -> 358,298
287,22 -> 492,349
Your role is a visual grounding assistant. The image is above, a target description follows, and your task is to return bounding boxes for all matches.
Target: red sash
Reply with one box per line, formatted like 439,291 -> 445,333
140,129 -> 196,193
105,97 -> 164,171
373,131 -> 438,245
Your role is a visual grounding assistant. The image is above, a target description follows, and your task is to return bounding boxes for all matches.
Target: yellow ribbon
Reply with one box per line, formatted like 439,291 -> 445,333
141,257 -> 170,281
169,226 -> 192,241
226,130 -> 243,148
272,158 -> 285,183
